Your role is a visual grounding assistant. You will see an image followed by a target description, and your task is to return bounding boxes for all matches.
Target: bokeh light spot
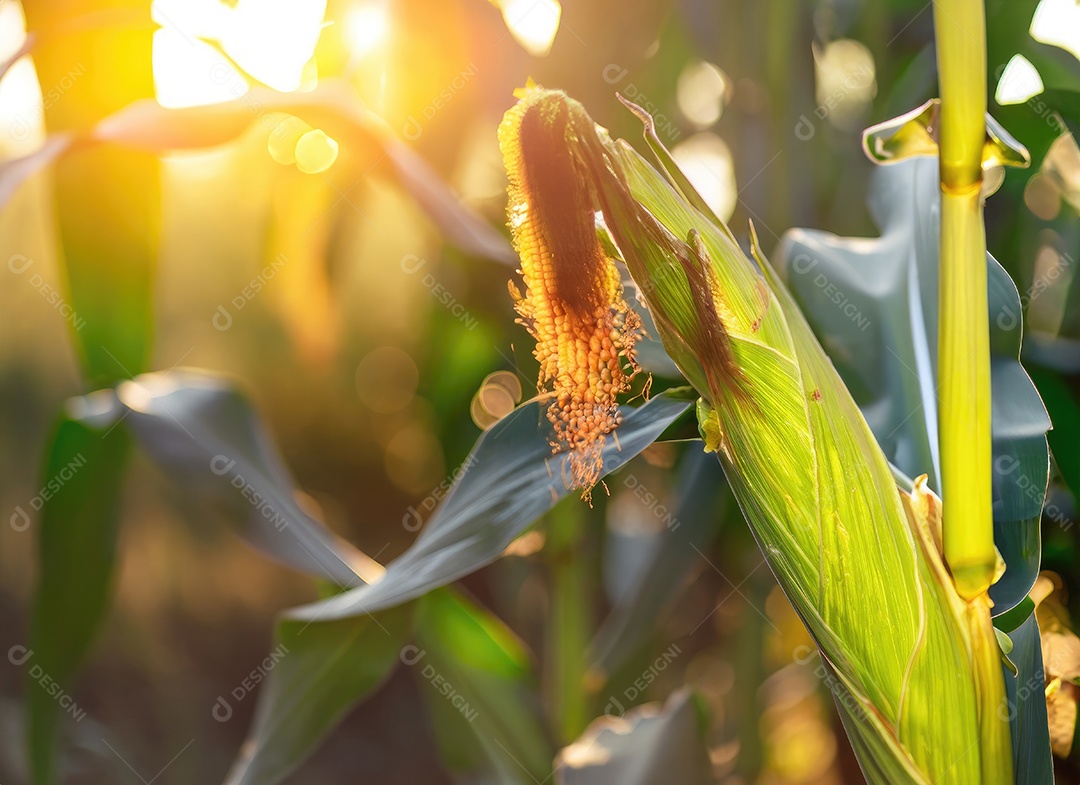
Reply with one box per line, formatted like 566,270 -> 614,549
676,60 -> 731,128
294,129 -> 340,174
671,133 -> 737,221
356,346 -> 419,413
267,115 -> 313,165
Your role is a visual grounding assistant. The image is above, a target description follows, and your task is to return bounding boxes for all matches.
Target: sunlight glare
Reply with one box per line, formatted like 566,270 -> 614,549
151,0 -> 325,108
345,4 -> 390,57
0,1 -> 44,153
152,27 -> 248,109
500,0 -> 561,57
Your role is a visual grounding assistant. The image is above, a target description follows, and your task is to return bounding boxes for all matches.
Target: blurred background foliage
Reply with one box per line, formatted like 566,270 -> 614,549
0,0 -> 1078,782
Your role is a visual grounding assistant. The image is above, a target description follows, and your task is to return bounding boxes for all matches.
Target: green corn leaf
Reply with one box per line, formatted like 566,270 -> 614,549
26,412 -> 131,785
774,156 -> 1051,616
287,390 -> 692,622
111,370 -> 383,587
504,87 -> 1014,784
412,588 -> 553,784
222,605 -> 413,785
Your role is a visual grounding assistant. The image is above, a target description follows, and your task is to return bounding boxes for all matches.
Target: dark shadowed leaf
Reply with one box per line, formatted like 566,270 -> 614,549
1000,611 -> 1055,785
288,391 -> 694,621
553,689 -> 711,785
112,369 -> 382,587
223,605 -> 413,785
27,409 -> 131,785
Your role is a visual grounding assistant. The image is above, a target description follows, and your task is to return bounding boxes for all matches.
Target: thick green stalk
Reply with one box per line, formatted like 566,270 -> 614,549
933,2 -> 1013,780
933,0 -> 995,601
545,500 -> 589,742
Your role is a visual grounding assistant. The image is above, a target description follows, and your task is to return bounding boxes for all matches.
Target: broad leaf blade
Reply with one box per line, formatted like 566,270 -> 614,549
775,156 -> 1051,615
113,369 -> 381,587
288,391 -> 693,621
1001,611 -> 1055,784
27,411 -> 131,785
223,605 -> 413,785
412,589 -> 553,784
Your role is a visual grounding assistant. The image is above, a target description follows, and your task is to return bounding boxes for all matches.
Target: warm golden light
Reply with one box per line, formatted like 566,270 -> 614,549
345,3 -> 390,57
499,0 -> 561,57
151,0 -> 325,108
294,129 -> 339,174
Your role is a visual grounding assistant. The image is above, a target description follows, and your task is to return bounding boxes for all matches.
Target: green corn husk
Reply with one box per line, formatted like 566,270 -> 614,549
500,87 -> 1012,784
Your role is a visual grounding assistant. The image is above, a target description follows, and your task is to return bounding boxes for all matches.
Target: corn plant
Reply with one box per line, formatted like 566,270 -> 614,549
5,0 -> 1079,783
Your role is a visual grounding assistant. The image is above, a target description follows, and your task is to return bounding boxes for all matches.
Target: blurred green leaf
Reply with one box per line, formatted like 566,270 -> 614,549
109,369 -> 382,587
553,689 -> 712,785
413,589 -> 553,784
27,413 -> 130,785
223,605 -> 413,785
288,391 -> 693,621
775,155 -> 1051,615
